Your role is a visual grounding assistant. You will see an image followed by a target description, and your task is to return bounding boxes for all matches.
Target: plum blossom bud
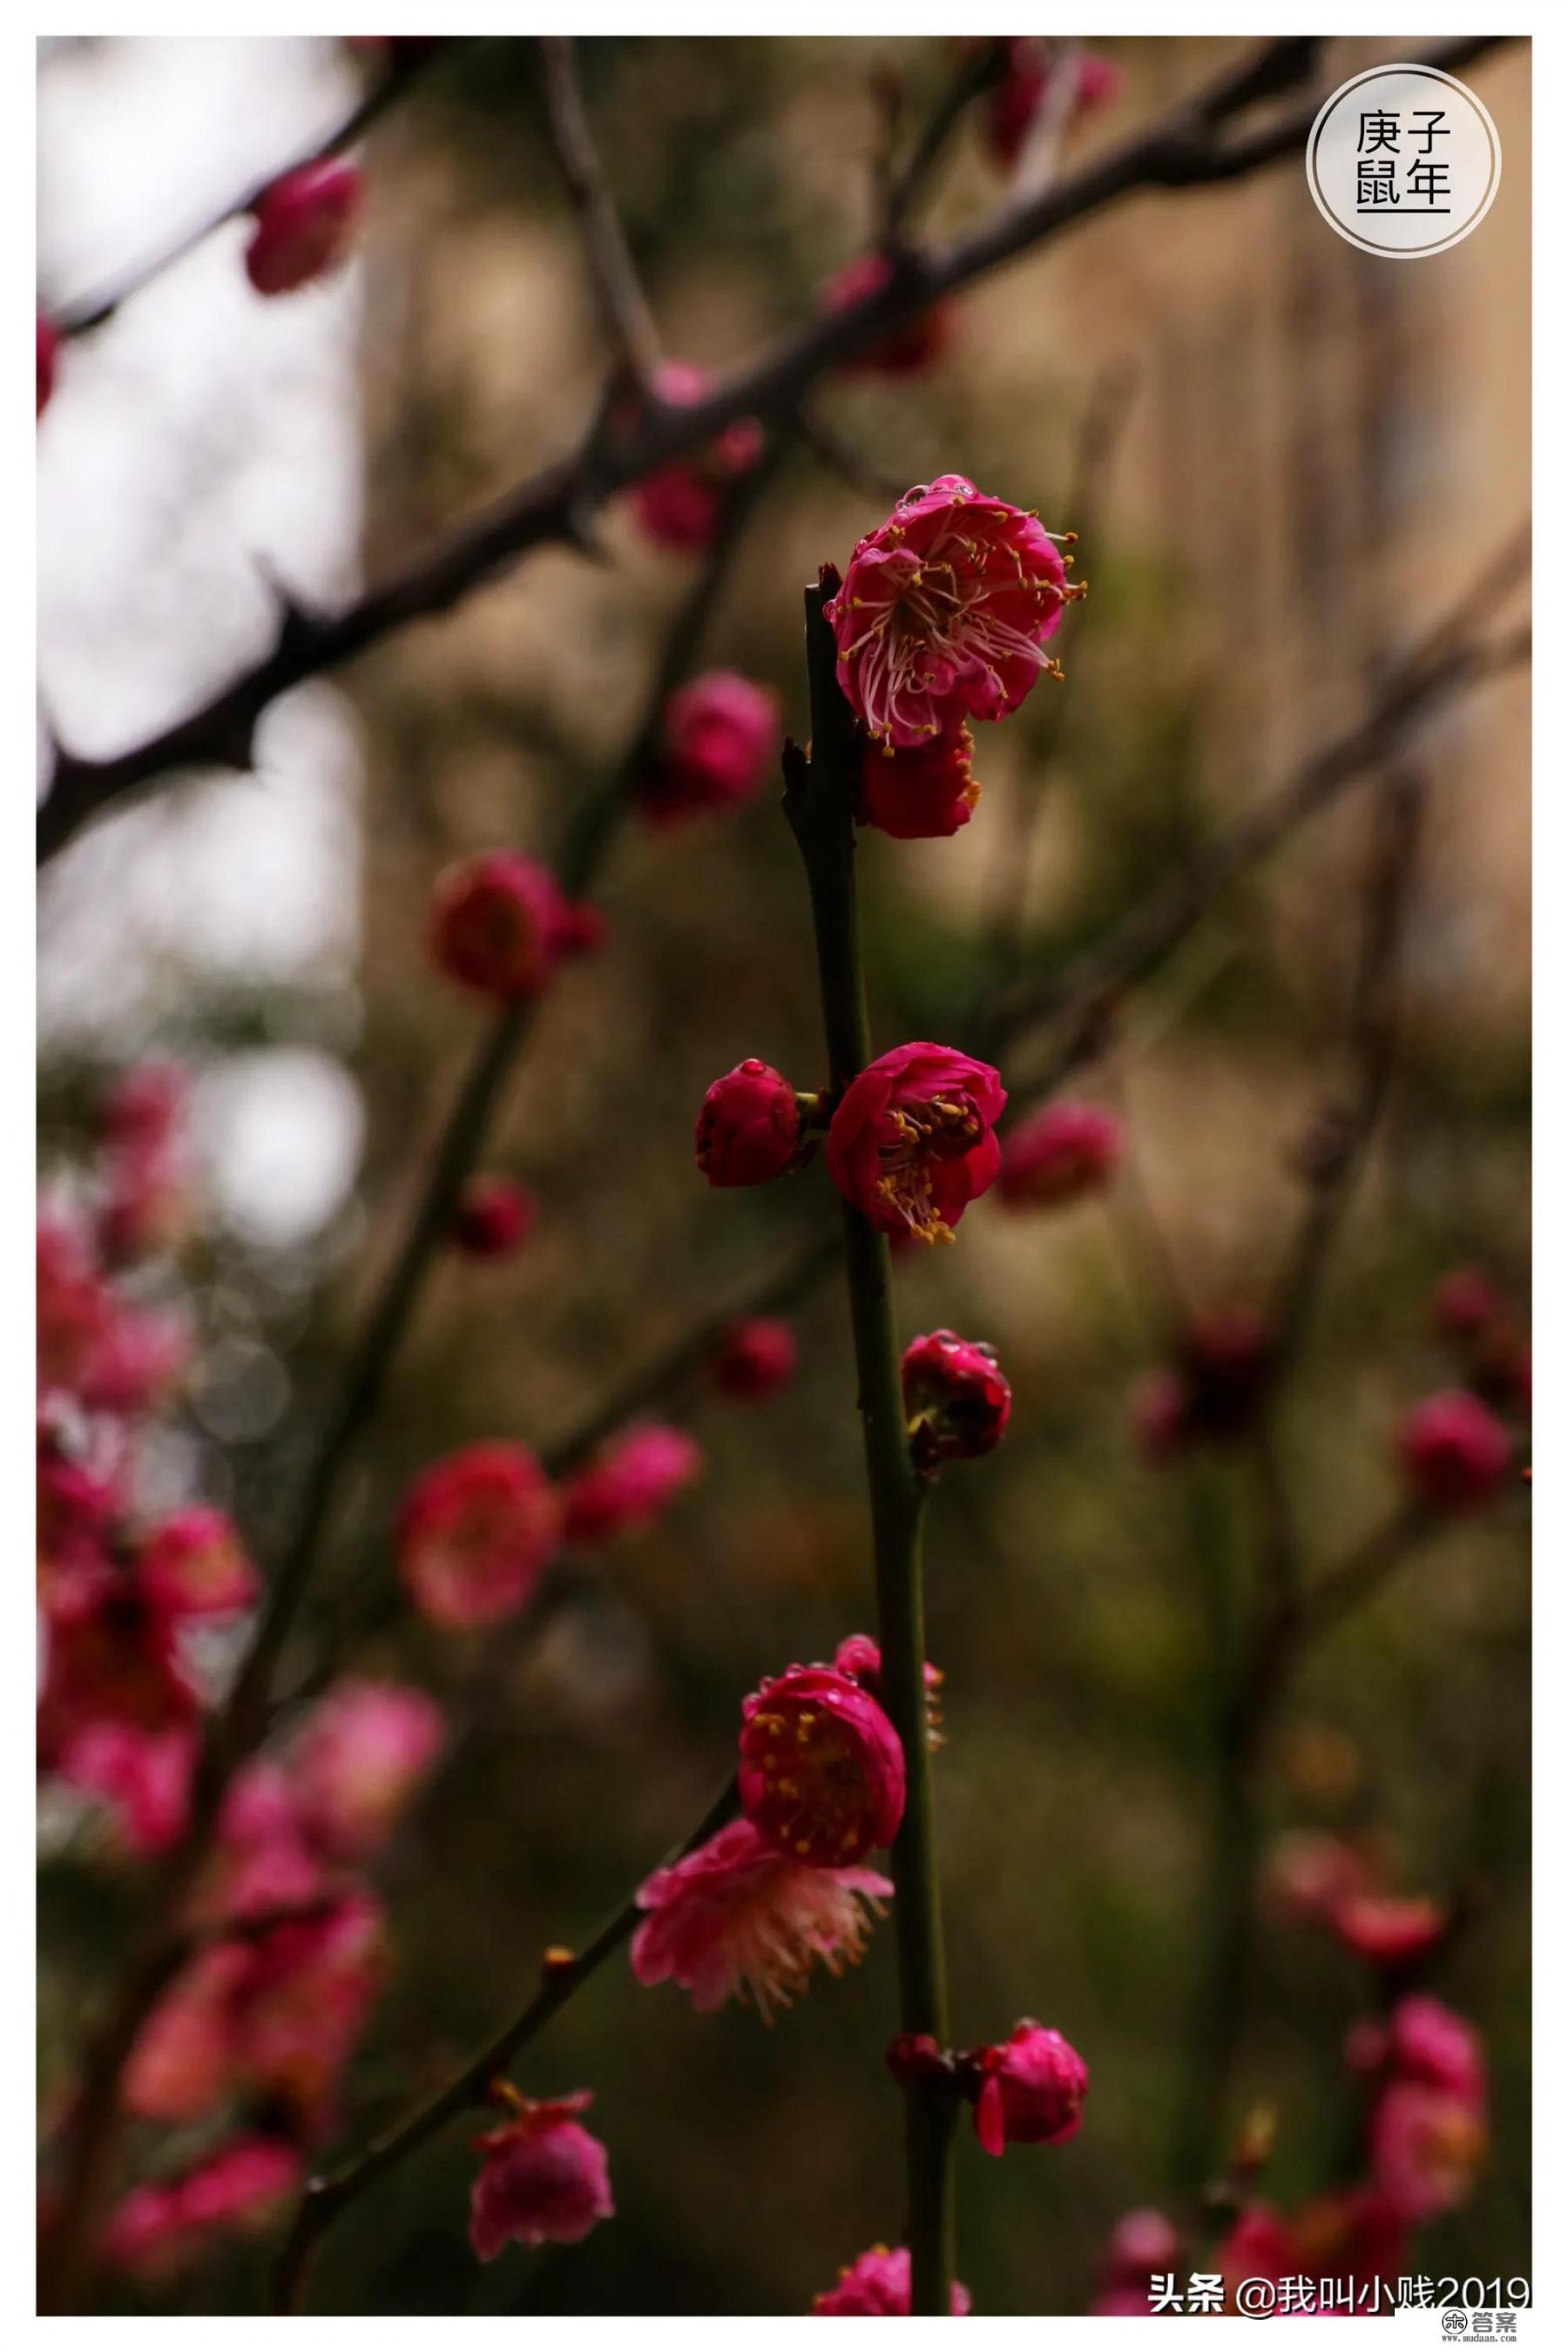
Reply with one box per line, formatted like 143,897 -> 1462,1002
245,160 -> 363,296
631,1816 -> 892,2016
398,1443 -> 562,1628
1432,1266 -> 1502,1342
1397,1389 -> 1511,1513
825,476 -> 1076,749
1332,1892 -> 1448,1971
997,1100 -> 1124,1208
627,362 -> 762,552
138,1508 -> 259,1621
986,42 -> 1124,173
429,851 -> 596,1002
37,313 -> 59,418
562,1423 -> 702,1545
695,1058 -> 804,1187
814,2243 -> 971,2315
833,1633 -> 944,1747
827,1043 -> 1004,1244
452,1175 -> 536,1260
740,1663 -> 905,1866
291,1679 -> 445,1856
971,2020 -> 1088,2155
902,1328 -> 1012,1469
636,671 -> 781,827
821,249 -> 957,378
857,729 -> 981,841
469,2088 -> 614,2259
714,1316 -> 799,1401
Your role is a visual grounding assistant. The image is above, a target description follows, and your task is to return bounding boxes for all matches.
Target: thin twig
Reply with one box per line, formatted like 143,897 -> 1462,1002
881,38 -> 1008,244
49,41 -> 458,338
786,585 -> 955,2314
39,36 -> 1507,864
980,359 -> 1139,991
538,37 -> 663,391
273,1775 -> 740,2312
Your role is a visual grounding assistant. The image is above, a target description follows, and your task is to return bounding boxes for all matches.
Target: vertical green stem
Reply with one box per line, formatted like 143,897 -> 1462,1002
785,582 -> 956,2315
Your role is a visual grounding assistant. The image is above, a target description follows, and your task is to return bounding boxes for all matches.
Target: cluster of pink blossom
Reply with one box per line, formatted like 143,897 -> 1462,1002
1205,1993 -> 1488,2312
697,1041 -> 1007,1247
631,1636 -> 925,2018
626,361 -> 765,553
395,1422 -> 706,1630
101,1680 -> 446,2276
826,475 -> 1083,840
1267,1830 -> 1451,1976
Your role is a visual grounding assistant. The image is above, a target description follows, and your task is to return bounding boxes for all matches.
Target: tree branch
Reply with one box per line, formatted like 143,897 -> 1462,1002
49,40 -> 458,339
538,37 -> 663,391
273,1774 -> 740,2312
39,36 -> 1507,864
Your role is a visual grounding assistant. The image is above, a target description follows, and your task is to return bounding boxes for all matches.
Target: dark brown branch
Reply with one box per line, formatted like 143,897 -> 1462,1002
273,1775 -> 740,2312
538,37 -> 663,390
49,41 -> 457,339
880,37 -> 1008,243
35,434 -> 792,2316
39,36 -> 1507,865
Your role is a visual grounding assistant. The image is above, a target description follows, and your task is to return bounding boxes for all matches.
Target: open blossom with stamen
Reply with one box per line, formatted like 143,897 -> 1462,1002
902,1328 -> 1012,1467
824,476 -> 1076,749
245,159 -> 362,295
814,2243 -> 972,2315
627,362 -> 763,553
631,1816 -> 892,2017
561,1423 -> 703,1544
469,2089 -> 614,2259
971,2019 -> 1089,2154
429,851 -> 599,1001
827,1043 -> 1004,1243
398,1443 -> 562,1628
857,727 -> 982,840
740,1662 -> 905,1865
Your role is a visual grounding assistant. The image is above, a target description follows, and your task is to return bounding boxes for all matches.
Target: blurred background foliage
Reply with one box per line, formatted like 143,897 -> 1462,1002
37,32 -> 1529,2315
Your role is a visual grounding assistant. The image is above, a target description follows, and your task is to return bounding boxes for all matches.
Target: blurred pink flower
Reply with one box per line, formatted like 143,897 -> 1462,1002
562,1423 -> 703,1545
637,670 -> 780,827
469,2090 -> 614,2260
814,2242 -> 971,2314
399,1443 -> 563,1628
292,1679 -> 446,1856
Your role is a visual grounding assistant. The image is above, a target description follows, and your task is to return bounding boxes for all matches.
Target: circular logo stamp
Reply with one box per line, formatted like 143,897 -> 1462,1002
1306,64 -> 1501,258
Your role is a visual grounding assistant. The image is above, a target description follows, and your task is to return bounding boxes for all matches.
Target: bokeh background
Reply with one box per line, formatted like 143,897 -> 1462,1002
37,33 -> 1531,2316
